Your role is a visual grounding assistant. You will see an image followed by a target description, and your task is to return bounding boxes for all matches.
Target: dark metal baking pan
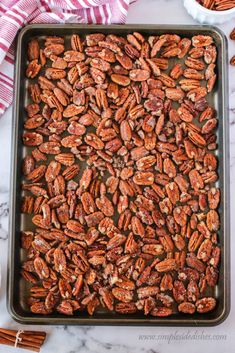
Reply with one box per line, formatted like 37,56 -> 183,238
8,24 -> 230,326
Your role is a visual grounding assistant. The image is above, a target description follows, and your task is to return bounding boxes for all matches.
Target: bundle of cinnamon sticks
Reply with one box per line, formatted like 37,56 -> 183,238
0,328 -> 46,352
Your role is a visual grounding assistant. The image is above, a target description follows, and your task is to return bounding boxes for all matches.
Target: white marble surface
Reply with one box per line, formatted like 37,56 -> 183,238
0,0 -> 235,352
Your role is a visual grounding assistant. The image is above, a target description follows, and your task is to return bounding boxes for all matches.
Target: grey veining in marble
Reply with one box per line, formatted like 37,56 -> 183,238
0,1 -> 235,352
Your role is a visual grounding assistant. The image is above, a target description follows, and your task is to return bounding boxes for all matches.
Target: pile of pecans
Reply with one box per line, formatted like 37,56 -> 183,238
21,31 -> 220,317
230,28 -> 235,65
196,0 -> 235,11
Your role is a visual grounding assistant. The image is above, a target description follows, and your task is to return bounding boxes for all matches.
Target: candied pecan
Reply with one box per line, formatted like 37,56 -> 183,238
155,259 -> 177,272
178,302 -> 195,314
196,297 -> 216,313
150,307 -> 172,317
23,132 -> 43,146
31,302 -> 52,315
115,302 -> 137,314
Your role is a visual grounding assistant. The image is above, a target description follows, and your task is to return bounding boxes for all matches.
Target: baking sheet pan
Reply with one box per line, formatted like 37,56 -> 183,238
7,24 -> 230,326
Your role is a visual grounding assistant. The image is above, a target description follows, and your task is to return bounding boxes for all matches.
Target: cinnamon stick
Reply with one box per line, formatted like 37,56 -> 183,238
0,328 -> 46,352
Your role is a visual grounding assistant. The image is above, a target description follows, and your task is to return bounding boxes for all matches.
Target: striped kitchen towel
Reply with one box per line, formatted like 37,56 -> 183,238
0,0 -> 132,116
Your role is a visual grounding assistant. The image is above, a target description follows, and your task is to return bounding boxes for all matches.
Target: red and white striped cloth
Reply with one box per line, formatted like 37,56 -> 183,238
0,0 -> 132,116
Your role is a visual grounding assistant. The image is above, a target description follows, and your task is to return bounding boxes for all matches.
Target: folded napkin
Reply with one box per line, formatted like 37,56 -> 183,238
0,0 -> 132,116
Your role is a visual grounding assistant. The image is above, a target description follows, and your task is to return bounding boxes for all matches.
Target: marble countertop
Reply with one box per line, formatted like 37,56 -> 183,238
0,0 -> 235,352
